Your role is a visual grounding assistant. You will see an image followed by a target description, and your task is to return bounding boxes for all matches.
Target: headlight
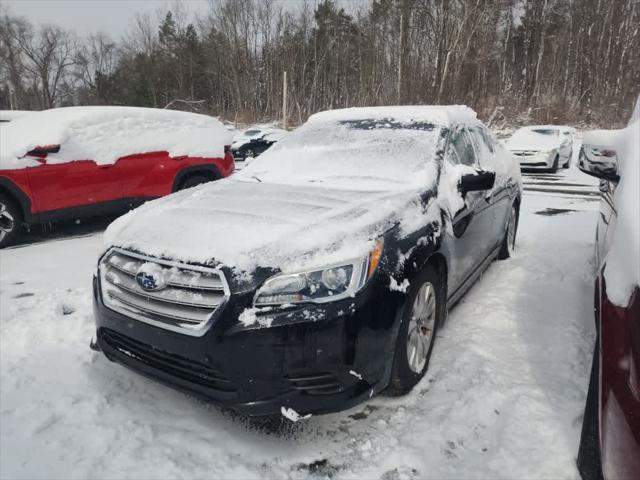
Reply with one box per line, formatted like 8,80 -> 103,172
254,240 -> 383,306
536,150 -> 555,157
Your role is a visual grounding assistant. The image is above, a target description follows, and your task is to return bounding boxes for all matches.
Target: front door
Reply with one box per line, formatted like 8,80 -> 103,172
442,126 -> 497,294
26,154 -> 120,214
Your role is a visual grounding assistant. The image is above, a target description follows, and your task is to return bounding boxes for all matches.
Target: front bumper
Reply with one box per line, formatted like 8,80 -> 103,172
92,274 -> 402,416
511,151 -> 555,169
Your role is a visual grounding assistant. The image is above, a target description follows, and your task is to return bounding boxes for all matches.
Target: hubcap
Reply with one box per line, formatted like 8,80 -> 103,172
507,206 -> 517,251
406,281 -> 437,374
0,202 -> 15,242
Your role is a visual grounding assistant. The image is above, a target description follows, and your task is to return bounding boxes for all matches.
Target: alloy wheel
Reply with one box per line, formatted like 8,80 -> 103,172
0,202 -> 15,243
406,281 -> 437,374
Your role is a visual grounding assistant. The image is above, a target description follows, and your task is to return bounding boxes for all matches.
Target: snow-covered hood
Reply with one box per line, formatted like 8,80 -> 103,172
506,137 -> 560,152
506,130 -> 561,152
103,178 -> 425,278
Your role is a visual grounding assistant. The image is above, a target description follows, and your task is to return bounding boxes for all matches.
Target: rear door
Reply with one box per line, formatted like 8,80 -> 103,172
109,151 -> 176,200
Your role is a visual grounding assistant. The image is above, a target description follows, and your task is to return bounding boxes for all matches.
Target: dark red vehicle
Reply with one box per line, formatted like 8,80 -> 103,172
0,107 -> 234,247
577,100 -> 640,480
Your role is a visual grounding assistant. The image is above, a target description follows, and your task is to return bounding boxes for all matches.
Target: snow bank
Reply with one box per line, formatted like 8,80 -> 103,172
0,106 -> 231,170
593,117 -> 640,306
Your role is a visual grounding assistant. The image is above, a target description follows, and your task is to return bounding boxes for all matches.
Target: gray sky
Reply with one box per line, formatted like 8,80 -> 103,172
3,0 -> 210,39
4,0 -> 366,39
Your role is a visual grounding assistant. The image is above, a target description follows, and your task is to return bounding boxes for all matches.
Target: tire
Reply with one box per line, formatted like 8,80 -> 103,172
498,204 -> 518,260
178,175 -> 214,191
549,155 -> 559,173
0,193 -> 22,249
387,266 -> 444,395
577,338 -> 603,480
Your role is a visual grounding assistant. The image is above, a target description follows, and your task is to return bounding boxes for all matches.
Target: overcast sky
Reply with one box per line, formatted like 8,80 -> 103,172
3,0 -> 210,39
4,0 -> 366,40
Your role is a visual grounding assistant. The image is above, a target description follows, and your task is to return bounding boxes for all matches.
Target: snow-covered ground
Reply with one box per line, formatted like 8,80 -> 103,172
0,161 -> 601,478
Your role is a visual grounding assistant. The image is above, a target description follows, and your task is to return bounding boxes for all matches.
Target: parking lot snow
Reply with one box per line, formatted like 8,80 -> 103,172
0,169 -> 598,479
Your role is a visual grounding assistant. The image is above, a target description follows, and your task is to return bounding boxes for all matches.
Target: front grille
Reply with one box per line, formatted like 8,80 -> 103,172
287,372 -> 344,395
520,162 -> 548,167
100,329 -> 237,392
512,150 -> 538,157
99,248 -> 229,336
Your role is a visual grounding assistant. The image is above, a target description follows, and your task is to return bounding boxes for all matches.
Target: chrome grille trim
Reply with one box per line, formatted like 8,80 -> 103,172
99,248 -> 230,336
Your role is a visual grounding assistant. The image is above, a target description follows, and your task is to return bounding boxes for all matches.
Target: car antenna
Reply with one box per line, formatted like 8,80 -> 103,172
251,175 -> 262,183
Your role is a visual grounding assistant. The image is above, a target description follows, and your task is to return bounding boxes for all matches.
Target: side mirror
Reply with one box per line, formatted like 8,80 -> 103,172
459,171 -> 495,195
578,145 -> 619,182
26,144 -> 60,159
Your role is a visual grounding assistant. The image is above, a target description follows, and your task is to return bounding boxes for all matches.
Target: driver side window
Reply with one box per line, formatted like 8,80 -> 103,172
448,127 -> 478,167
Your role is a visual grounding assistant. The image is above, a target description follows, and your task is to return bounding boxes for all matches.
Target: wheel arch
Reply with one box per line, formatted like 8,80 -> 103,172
512,194 -> 522,230
0,176 -> 35,223
424,252 -> 449,325
172,165 -> 222,192
380,232 -> 450,391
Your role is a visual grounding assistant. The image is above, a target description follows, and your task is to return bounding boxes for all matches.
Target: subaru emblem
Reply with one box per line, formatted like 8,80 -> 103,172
135,262 -> 166,291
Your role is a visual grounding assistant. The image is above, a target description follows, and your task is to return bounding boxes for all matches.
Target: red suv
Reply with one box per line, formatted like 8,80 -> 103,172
577,98 -> 639,480
0,107 -> 234,247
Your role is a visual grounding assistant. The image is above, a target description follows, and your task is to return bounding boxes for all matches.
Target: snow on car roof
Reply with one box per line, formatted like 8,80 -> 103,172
0,106 -> 231,170
0,110 -> 36,122
308,105 -> 479,127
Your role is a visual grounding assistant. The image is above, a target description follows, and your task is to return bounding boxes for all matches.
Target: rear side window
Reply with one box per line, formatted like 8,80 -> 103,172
448,127 -> 478,167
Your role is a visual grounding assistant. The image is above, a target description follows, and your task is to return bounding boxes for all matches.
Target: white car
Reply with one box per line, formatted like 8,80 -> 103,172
506,125 -> 573,172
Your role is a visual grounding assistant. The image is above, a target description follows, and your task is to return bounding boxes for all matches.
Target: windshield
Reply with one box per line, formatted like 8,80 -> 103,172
238,118 -> 442,190
530,128 -> 558,136
508,127 -> 560,146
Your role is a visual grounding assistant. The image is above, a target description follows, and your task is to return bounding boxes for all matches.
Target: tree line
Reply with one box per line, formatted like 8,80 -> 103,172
1,0 -> 638,128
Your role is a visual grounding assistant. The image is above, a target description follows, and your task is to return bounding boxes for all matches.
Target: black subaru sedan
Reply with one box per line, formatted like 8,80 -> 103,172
92,106 -> 522,417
